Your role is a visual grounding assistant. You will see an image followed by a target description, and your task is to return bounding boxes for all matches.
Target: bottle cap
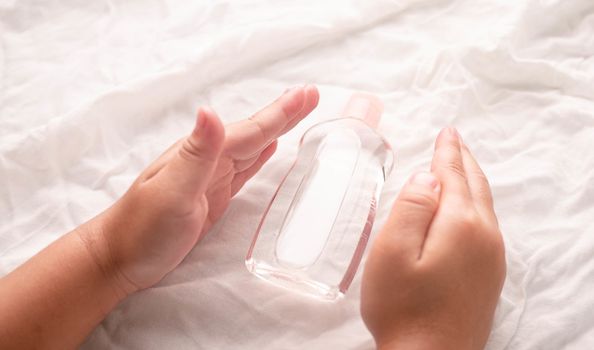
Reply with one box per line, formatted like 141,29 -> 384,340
342,92 -> 383,129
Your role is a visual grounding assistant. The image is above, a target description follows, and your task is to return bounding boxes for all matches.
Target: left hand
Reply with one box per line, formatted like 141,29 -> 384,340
82,85 -> 319,295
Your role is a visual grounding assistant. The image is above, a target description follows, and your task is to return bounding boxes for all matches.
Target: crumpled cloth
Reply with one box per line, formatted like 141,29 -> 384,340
1,0 -> 593,349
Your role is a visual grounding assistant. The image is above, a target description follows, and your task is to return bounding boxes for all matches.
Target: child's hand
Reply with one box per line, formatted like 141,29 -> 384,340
361,128 -> 506,350
86,85 -> 319,294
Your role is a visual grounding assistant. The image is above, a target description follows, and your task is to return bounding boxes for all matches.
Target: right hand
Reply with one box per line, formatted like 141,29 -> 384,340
361,128 -> 506,350
82,85 -> 319,294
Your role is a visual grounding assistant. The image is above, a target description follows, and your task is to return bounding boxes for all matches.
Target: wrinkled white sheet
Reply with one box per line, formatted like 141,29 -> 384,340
1,0 -> 593,349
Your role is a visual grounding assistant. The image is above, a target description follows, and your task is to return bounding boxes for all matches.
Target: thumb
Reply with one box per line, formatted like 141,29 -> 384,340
165,106 -> 225,197
380,172 -> 441,260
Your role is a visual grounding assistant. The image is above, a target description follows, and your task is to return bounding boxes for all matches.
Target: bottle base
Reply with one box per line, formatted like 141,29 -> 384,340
245,259 -> 344,301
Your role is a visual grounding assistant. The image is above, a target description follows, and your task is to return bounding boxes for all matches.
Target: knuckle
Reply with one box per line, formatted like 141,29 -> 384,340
471,170 -> 493,193
471,169 -> 490,185
399,190 -> 438,210
179,139 -> 217,163
477,186 -> 494,203
455,209 -> 481,231
445,160 -> 467,180
248,116 -> 269,140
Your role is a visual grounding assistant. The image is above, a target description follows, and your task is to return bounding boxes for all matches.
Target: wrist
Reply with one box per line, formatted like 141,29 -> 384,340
75,212 -> 138,300
375,330 -> 473,350
0,210 -> 136,348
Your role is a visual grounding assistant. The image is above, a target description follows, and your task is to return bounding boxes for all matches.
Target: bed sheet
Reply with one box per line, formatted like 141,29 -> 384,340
1,0 -> 593,349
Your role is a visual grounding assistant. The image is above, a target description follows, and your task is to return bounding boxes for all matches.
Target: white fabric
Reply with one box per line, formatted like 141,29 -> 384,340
1,0 -> 593,349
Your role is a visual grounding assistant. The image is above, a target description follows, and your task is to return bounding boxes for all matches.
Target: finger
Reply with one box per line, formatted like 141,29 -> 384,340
224,86 -> 307,159
232,138 -> 277,172
279,84 -> 319,135
226,85 -> 317,166
230,140 -> 278,196
233,152 -> 262,172
460,140 -> 498,224
376,172 -> 441,260
161,106 -> 225,197
431,127 -> 471,204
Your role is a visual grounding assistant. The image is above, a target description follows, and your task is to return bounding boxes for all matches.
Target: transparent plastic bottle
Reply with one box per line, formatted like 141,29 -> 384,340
245,93 -> 394,300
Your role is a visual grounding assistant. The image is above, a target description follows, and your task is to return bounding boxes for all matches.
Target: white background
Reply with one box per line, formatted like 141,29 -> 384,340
1,0 -> 593,349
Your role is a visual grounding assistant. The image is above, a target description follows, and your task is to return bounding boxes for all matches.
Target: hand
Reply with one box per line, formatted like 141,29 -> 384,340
83,85 -> 319,294
361,128 -> 506,350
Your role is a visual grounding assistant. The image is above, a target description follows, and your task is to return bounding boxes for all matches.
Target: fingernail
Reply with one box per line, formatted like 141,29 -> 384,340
195,107 -> 208,131
446,126 -> 458,138
447,127 -> 459,140
454,128 -> 463,142
411,172 -> 441,192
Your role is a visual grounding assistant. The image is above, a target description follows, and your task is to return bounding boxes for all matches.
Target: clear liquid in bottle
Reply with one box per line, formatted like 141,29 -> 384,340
245,93 -> 394,300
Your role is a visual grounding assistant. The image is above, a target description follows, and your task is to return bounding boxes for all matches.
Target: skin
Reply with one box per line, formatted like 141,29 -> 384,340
0,86 -> 505,350
0,85 -> 320,349
361,127 -> 506,350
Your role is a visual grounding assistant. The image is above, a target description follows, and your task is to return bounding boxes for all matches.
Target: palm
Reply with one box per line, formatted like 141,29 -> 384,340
198,86 -> 319,235
203,158 -> 234,230
201,154 -> 252,232
108,86 -> 318,292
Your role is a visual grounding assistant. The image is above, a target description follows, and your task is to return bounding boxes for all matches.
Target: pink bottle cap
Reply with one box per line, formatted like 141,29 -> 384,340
342,92 -> 383,129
